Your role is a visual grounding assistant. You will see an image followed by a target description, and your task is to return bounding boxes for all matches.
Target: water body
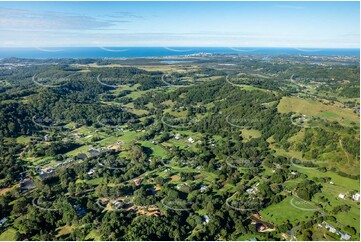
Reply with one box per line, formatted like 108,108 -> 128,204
0,47 -> 359,59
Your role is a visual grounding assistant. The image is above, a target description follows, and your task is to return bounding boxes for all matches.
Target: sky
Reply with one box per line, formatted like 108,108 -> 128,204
0,1 -> 359,48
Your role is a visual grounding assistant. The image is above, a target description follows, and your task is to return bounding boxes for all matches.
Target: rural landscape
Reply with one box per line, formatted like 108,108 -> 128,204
0,0 -> 360,241
0,52 -> 359,240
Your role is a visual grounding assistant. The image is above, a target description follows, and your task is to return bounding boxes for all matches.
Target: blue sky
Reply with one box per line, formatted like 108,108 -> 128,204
0,1 -> 359,48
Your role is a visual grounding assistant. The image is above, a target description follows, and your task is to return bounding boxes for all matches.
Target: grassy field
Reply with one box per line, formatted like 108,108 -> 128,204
241,129 -> 262,142
278,96 -> 359,126
56,225 -> 74,238
85,229 -> 101,240
260,196 -> 316,226
140,141 -> 168,157
0,228 -> 18,241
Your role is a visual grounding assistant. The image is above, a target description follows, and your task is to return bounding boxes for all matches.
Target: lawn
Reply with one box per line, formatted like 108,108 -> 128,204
85,229 -> 101,240
140,141 -> 168,157
260,196 -> 316,227
240,129 -> 262,142
278,96 -> 359,126
0,228 -> 18,241
15,136 -> 31,144
56,225 -> 74,238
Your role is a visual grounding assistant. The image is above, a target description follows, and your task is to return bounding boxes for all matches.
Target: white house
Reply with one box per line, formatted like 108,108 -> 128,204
338,193 -> 346,199
352,193 -> 360,201
322,222 -> 337,233
202,215 -> 210,224
174,134 -> 181,140
87,169 -> 95,176
176,184 -> 184,190
330,181 -> 334,185
188,137 -> 194,143
0,217 -> 8,227
199,184 -> 208,192
339,232 -> 351,240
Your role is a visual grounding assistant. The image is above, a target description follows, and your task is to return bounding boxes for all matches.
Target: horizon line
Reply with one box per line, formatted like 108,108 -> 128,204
0,46 -> 360,50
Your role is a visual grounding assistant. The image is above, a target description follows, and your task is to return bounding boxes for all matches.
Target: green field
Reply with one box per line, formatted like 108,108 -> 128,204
260,196 -> 316,226
0,228 -> 18,241
278,96 -> 359,127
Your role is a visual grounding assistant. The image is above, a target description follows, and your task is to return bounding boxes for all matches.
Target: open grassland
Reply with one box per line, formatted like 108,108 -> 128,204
241,129 -> 262,142
278,97 -> 359,126
56,225 -> 74,238
268,133 -> 359,176
260,196 -> 316,226
140,141 -> 168,157
0,228 -> 18,241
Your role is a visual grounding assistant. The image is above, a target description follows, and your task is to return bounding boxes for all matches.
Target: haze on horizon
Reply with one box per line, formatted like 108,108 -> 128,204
0,1 -> 359,49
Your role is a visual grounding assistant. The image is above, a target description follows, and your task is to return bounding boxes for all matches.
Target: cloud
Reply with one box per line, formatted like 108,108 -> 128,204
0,8 -> 137,31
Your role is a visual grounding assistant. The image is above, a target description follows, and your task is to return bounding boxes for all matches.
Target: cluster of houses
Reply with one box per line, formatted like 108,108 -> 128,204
318,222 -> 351,240
173,133 -> 195,144
75,148 -> 102,161
246,183 -> 259,195
338,192 -> 360,201
175,183 -> 208,193
35,158 -> 77,180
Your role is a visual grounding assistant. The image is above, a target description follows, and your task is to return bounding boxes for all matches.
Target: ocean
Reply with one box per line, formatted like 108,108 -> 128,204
0,47 -> 359,59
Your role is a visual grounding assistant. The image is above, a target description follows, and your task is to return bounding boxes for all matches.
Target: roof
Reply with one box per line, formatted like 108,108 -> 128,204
0,217 -> 8,225
76,153 -> 88,160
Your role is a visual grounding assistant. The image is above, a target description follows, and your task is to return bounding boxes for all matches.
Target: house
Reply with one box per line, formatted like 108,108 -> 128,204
247,185 -> 259,195
75,153 -> 88,161
337,232 -> 351,240
0,217 -> 8,227
252,212 -> 261,219
44,134 -> 49,142
176,184 -> 184,190
16,171 -> 28,181
330,181 -> 334,185
352,193 -> 360,201
88,148 -> 101,157
73,204 -> 86,216
199,184 -> 208,192
291,172 -> 297,175
112,200 -> 123,208
20,178 -> 35,191
64,158 -> 72,164
338,193 -> 346,200
134,178 -> 143,186
258,225 -> 268,232
39,171 -> 54,181
274,163 -> 281,169
41,167 -> 54,174
174,134 -> 181,140
322,222 -> 337,233
202,215 -> 210,224
87,169 -> 95,177
188,137 -> 194,144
